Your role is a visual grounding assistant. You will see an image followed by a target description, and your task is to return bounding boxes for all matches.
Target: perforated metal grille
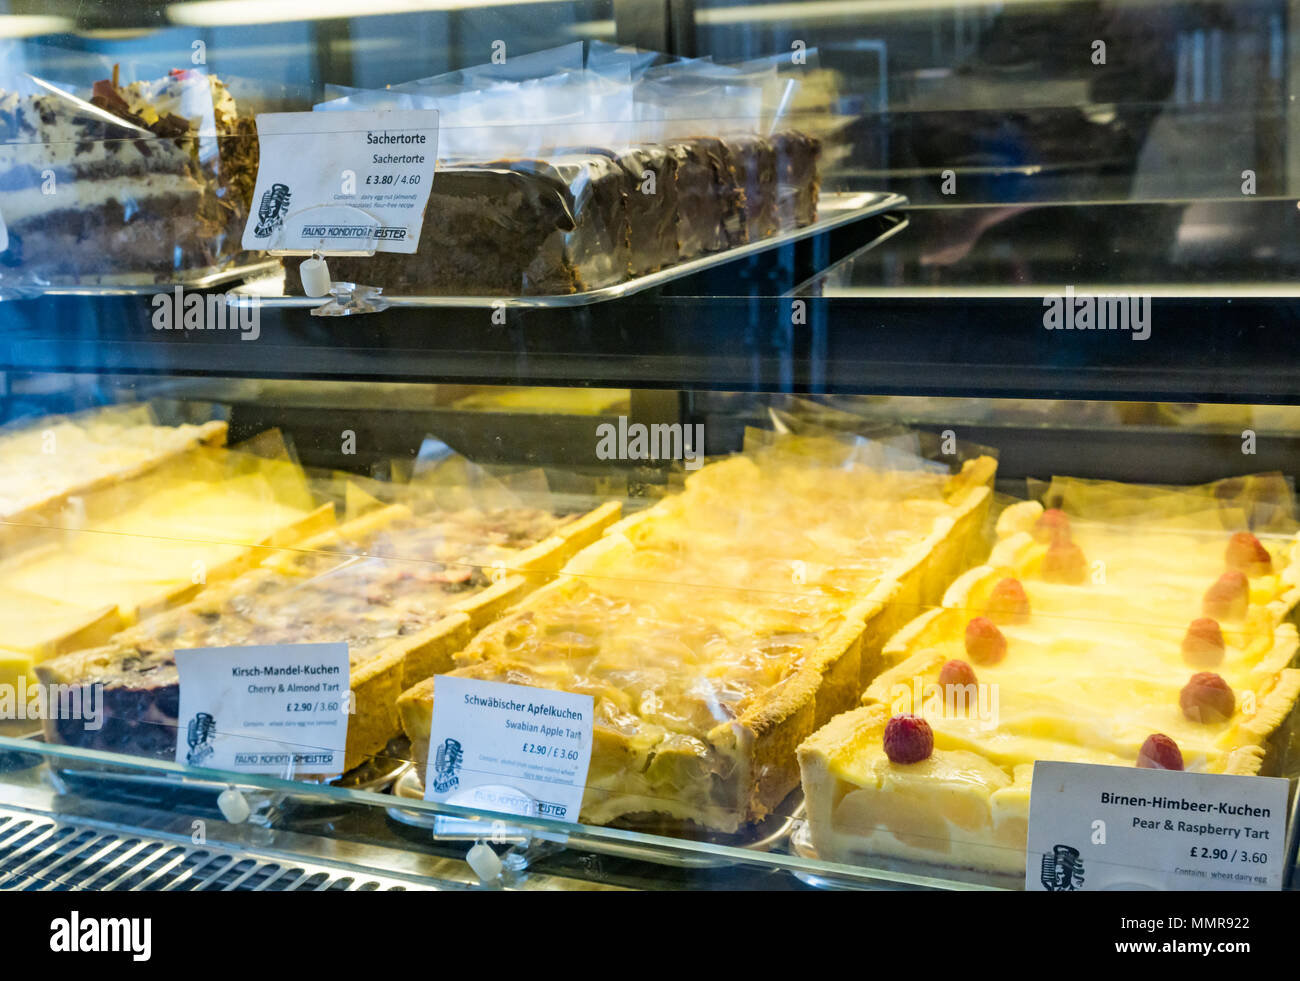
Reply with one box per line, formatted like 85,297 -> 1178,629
0,810 -> 426,892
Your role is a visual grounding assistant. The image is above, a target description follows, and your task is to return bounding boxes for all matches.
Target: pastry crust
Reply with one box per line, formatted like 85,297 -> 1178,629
399,454 -> 997,832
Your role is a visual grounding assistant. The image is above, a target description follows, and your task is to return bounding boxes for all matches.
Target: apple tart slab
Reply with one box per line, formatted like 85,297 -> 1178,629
399,446 -> 998,833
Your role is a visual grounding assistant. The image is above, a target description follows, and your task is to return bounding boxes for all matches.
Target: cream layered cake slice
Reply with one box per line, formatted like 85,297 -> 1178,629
799,492 -> 1300,880
0,68 -> 255,284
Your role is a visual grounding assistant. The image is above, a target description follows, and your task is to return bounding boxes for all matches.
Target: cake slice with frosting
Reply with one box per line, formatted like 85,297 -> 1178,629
0,67 -> 255,284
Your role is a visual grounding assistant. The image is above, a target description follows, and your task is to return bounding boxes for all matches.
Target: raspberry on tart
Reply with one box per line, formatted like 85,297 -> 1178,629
985,577 -> 1031,624
1031,508 -> 1071,545
1225,531 -> 1272,578
1041,539 -> 1088,584
1136,733 -> 1184,770
1202,570 -> 1249,621
883,714 -> 934,765
1181,617 -> 1225,668
938,659 -> 978,688
964,616 -> 1007,665
1179,672 -> 1235,724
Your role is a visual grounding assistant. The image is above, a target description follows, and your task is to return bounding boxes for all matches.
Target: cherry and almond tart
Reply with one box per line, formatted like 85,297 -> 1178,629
799,488 -> 1300,880
36,498 -> 619,772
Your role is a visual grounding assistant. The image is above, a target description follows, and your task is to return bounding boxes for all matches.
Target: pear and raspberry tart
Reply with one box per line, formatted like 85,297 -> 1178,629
798,494 -> 1300,882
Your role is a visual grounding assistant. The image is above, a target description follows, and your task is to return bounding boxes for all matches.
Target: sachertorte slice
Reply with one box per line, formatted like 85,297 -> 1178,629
615,144 -> 679,275
772,131 -> 821,228
286,153 -> 629,296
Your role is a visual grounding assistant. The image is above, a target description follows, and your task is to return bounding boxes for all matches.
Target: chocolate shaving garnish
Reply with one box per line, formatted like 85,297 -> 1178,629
91,78 -> 130,115
153,113 -> 190,139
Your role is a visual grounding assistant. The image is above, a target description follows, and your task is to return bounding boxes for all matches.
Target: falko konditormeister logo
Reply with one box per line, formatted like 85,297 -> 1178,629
432,737 -> 463,793
253,182 -> 291,238
1040,844 -> 1086,891
186,711 -> 217,766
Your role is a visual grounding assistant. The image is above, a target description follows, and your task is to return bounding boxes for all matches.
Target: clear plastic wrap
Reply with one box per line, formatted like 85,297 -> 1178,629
0,432 -> 325,704
395,431 -> 999,832
32,444 -> 620,774
0,65 -> 263,294
800,473 -> 1300,881
287,43 -> 826,297
0,402 -> 229,540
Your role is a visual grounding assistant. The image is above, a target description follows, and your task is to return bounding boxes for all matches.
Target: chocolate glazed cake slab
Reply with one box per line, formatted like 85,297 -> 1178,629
273,130 -> 854,303
259,190 -> 907,309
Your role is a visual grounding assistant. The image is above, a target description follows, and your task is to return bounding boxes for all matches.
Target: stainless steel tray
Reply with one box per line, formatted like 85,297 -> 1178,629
229,190 -> 908,311
43,734 -> 410,798
387,767 -> 802,870
788,822 -> 1013,891
1,258 -> 284,298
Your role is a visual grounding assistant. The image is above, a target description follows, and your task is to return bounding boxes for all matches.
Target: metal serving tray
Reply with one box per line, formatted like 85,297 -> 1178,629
37,734 -> 410,803
0,257 -> 284,299
229,190 -> 908,312
386,767 -> 802,870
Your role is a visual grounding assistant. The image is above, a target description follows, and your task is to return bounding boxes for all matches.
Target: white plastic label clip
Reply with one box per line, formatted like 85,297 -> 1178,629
298,254 -> 331,297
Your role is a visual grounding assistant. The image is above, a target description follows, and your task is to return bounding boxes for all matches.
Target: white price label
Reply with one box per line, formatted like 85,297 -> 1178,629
1026,761 -> 1288,891
241,109 -> 438,255
174,643 -> 350,776
423,676 -> 594,823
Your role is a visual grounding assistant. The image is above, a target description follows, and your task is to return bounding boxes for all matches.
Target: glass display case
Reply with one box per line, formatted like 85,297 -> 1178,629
1,0 -> 1299,899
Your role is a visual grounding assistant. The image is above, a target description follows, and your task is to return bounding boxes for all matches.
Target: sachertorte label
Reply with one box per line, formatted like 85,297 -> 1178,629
241,109 -> 439,255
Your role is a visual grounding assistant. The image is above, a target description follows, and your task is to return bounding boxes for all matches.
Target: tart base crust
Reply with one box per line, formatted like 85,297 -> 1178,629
37,499 -> 620,774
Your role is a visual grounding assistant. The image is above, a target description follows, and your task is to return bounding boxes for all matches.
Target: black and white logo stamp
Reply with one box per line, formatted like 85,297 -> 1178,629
253,182 -> 291,238
186,711 -> 217,766
1040,844 -> 1086,891
432,737 -> 463,793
